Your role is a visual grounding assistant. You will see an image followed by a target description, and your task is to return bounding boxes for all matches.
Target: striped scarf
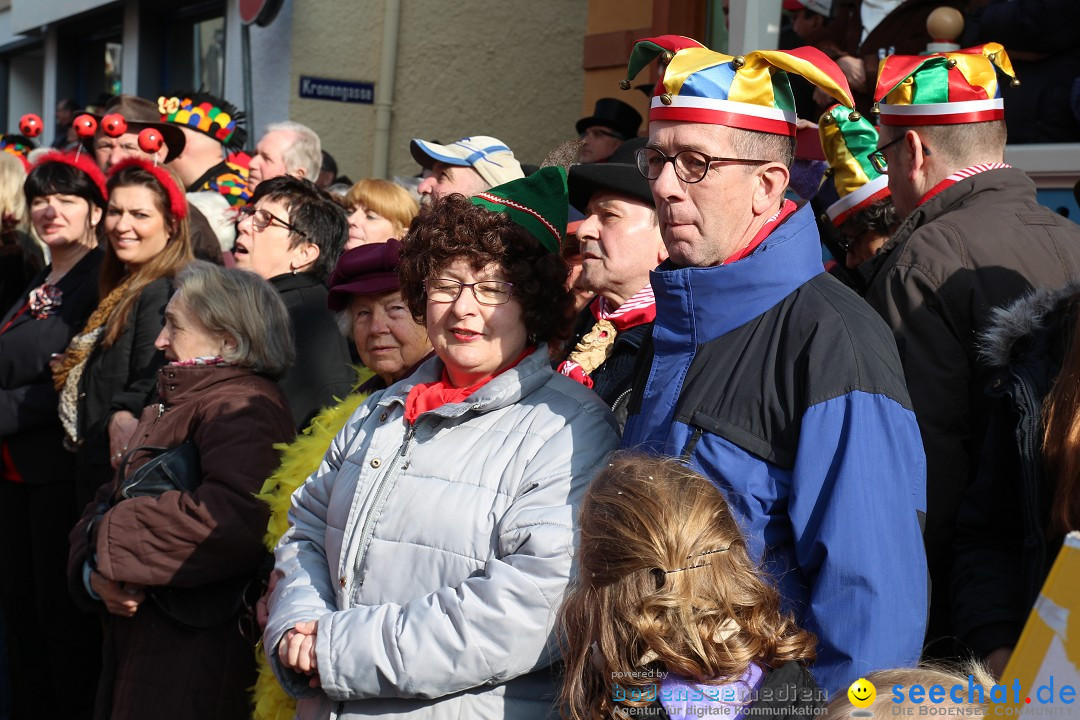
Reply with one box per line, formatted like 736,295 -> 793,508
918,163 -> 1012,208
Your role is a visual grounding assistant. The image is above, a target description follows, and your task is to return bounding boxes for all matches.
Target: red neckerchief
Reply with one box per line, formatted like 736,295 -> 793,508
403,346 -> 534,425
721,199 -> 798,265
918,163 -> 1012,208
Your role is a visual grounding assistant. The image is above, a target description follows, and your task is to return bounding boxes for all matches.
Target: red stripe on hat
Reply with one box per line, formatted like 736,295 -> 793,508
831,186 -> 892,227
650,107 -> 796,136
879,108 -> 1004,126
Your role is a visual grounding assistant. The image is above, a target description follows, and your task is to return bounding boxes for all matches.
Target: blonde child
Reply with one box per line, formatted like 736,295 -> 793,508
558,452 -> 822,719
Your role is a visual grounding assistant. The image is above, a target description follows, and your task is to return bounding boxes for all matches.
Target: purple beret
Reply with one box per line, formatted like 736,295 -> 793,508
327,240 -> 402,311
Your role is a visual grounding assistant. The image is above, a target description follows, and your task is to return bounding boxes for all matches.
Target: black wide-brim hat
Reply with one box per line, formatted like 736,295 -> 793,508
86,95 -> 186,163
575,97 -> 643,140
568,137 -> 653,213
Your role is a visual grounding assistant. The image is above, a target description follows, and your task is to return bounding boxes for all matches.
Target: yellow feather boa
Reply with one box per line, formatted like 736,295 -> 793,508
251,370 -> 374,720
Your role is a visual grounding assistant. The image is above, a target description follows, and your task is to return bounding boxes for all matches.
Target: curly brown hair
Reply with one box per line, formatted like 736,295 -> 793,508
398,194 -> 573,346
557,452 -> 818,720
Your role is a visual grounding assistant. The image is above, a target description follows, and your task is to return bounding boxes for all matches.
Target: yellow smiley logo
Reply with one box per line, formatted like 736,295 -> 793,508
847,678 -> 876,709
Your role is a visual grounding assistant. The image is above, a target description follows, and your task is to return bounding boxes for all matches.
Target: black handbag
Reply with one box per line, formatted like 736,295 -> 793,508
114,441 -> 258,630
117,441 -> 202,500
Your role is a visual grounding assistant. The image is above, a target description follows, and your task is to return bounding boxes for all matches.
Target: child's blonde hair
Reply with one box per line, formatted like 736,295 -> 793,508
825,661 -> 996,718
557,451 -> 817,720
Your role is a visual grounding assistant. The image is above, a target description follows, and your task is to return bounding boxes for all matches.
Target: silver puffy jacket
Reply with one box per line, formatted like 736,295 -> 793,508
265,345 -> 620,719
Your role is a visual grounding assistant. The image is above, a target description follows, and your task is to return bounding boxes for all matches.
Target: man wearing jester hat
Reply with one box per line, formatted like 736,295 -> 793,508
618,36 -> 928,694
859,43 -> 1080,663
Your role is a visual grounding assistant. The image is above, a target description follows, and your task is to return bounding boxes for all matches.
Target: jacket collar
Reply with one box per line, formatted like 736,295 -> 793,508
650,201 -> 824,345
859,167 -> 1032,287
378,343 -> 553,420
157,364 -> 259,405
268,271 -> 322,293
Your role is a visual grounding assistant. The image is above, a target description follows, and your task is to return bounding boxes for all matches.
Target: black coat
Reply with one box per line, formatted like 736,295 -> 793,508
270,272 -> 354,430
0,249 -> 102,486
952,283 -> 1080,656
75,275 -> 172,508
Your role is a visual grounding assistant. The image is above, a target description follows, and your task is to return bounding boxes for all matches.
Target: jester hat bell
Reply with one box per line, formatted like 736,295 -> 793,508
470,166 -> 568,255
818,104 -> 890,227
620,35 -> 854,136
873,43 -> 1017,126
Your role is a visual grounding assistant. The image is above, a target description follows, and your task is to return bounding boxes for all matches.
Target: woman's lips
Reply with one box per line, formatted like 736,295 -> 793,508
450,328 -> 481,342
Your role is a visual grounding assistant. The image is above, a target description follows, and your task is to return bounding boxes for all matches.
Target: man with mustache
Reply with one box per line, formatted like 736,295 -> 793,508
619,36 -> 928,695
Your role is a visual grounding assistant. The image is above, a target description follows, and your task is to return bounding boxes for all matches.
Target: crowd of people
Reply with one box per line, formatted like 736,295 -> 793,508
1,8 -> 1079,720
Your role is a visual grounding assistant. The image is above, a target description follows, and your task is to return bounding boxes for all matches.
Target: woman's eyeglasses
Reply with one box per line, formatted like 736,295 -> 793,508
237,205 -> 307,238
425,279 -> 514,306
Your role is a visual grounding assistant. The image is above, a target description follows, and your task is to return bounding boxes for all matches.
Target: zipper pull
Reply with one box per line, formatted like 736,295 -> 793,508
156,403 -> 165,418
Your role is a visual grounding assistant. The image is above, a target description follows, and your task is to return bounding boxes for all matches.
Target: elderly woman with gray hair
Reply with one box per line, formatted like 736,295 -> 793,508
67,260 -> 297,720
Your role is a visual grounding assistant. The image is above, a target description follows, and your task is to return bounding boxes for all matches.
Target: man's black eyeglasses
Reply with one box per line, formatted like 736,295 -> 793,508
867,134 -> 931,174
636,147 -> 769,184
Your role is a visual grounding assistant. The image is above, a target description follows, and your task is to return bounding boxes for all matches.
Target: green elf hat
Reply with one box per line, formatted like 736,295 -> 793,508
620,34 -> 854,136
818,104 -> 890,227
158,91 -> 247,151
873,42 -> 1018,126
470,166 -> 568,255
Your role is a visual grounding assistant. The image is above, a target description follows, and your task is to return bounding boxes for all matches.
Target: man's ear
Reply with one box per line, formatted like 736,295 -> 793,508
291,167 -> 307,180
752,163 -> 790,216
904,130 -> 927,185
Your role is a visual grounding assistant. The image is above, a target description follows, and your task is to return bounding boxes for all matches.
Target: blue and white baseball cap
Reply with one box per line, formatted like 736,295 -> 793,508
409,135 -> 524,188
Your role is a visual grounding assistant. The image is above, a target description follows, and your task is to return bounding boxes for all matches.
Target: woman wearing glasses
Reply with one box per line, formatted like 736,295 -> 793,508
264,169 -> 620,720
234,176 -> 354,429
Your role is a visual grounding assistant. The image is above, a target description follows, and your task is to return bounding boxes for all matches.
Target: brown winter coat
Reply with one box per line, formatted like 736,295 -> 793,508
68,363 -> 295,720
859,167 -> 1080,652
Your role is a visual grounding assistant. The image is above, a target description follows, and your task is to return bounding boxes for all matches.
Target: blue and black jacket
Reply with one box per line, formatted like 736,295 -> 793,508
623,203 -> 928,695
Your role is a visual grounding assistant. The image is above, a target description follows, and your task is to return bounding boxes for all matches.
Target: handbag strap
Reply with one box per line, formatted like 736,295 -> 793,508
118,444 -> 178,479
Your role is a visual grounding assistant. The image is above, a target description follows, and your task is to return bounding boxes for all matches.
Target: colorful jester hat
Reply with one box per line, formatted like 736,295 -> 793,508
0,134 -> 36,172
157,91 -> 247,151
619,35 -> 854,136
818,104 -> 890,227
470,166 -> 568,255
873,42 -> 1017,126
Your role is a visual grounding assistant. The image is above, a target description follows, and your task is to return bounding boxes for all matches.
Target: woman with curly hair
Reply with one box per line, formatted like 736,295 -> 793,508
559,452 -> 823,720
263,168 -> 620,720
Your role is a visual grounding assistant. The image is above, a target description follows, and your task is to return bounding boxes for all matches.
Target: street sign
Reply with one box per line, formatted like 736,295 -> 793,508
299,76 -> 375,105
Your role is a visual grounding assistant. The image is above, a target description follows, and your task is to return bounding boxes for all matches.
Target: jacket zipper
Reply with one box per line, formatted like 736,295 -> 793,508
348,419 -> 420,596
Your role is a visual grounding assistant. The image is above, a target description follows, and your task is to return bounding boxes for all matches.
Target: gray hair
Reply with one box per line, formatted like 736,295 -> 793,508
266,121 -> 323,181
174,261 -> 295,378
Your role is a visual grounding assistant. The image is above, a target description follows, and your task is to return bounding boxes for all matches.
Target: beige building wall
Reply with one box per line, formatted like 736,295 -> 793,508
289,0 -> 587,182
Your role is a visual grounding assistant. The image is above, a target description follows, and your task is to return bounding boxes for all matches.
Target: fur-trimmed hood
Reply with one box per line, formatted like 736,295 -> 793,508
978,282 -> 1080,368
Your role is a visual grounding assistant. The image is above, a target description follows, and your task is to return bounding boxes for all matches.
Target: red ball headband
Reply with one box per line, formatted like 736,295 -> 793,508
29,150 -> 109,206
107,157 -> 188,220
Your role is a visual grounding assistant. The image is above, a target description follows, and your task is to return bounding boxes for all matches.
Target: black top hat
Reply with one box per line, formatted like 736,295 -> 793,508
568,137 -> 653,213
575,98 -> 642,140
